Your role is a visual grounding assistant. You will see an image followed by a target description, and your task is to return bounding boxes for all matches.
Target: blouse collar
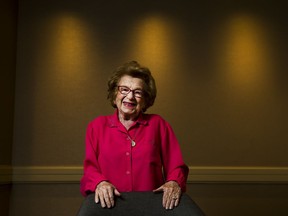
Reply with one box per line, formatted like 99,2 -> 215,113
108,109 -> 148,127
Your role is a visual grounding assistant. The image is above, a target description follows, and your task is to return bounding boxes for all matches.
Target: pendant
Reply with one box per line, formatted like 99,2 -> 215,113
131,140 -> 136,147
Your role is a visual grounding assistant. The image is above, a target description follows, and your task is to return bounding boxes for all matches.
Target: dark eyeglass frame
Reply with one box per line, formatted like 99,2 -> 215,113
117,86 -> 144,98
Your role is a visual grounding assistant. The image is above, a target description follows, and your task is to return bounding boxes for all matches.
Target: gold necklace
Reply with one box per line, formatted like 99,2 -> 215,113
120,117 -> 139,147
127,127 -> 138,147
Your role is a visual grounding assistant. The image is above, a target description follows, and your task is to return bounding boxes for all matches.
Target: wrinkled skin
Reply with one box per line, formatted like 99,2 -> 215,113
95,180 -> 181,210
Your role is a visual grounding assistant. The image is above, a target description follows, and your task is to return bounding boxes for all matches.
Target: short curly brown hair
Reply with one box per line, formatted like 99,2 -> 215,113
107,61 -> 157,112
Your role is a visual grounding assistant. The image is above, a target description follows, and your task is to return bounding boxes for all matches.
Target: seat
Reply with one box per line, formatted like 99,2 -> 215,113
77,191 -> 205,216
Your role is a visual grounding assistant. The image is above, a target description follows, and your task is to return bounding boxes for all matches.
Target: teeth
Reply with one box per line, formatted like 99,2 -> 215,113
124,102 -> 135,107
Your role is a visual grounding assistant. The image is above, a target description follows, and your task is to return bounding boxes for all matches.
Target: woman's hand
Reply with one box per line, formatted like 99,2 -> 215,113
153,181 -> 181,210
95,181 -> 121,208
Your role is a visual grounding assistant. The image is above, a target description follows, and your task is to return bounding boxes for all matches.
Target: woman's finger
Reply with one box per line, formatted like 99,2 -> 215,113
98,190 -> 107,208
95,190 -> 99,203
102,189 -> 112,208
174,197 -> 179,207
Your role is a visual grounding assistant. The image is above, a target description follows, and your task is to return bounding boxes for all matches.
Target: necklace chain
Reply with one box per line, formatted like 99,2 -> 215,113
127,127 -> 138,147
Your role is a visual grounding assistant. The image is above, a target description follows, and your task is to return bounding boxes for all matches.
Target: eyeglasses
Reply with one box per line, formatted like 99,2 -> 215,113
117,86 -> 144,98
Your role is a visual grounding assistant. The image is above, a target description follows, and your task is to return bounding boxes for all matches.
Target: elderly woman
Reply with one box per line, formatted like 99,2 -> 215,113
78,61 -> 205,216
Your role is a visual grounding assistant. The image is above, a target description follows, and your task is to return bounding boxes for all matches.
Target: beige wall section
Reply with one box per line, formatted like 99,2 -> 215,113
13,0 -> 288,167
9,166 -> 288,184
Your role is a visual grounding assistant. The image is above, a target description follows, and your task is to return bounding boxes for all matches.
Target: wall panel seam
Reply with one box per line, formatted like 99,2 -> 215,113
3,166 -> 287,184
0,165 -> 12,184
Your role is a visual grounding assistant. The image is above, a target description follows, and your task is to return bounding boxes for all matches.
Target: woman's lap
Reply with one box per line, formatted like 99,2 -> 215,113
77,192 -> 205,216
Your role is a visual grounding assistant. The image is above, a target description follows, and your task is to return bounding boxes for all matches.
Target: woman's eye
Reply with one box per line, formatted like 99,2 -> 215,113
135,91 -> 142,95
122,88 -> 129,92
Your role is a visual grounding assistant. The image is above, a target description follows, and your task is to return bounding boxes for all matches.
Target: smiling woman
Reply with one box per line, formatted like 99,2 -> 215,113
114,75 -> 146,127
77,61 -> 205,215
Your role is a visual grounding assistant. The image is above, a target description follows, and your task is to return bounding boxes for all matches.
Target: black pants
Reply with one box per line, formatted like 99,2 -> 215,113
77,192 -> 205,216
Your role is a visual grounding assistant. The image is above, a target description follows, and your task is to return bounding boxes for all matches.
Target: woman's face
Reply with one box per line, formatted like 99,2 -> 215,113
114,75 -> 145,120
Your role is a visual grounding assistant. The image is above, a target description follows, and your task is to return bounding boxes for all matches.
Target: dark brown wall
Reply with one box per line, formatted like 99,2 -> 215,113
13,0 -> 288,167
0,0 -> 17,166
0,1 -> 17,215
3,1 -> 288,216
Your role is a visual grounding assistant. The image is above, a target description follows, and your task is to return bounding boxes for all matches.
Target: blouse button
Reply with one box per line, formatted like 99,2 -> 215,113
126,152 -> 130,156
126,171 -> 130,175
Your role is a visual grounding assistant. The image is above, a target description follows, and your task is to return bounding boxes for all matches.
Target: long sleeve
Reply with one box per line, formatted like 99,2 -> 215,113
160,120 -> 189,192
80,121 -> 108,196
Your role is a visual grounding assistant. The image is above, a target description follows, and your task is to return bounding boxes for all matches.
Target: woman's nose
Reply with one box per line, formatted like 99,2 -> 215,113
126,91 -> 135,99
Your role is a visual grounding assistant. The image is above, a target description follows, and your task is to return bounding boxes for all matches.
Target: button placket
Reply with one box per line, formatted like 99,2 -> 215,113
125,142 -> 132,178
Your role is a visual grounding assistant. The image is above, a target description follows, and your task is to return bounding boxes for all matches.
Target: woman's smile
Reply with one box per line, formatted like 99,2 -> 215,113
123,101 -> 136,108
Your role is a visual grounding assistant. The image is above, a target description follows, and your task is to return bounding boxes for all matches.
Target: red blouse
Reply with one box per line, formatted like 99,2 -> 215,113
80,110 -> 189,196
